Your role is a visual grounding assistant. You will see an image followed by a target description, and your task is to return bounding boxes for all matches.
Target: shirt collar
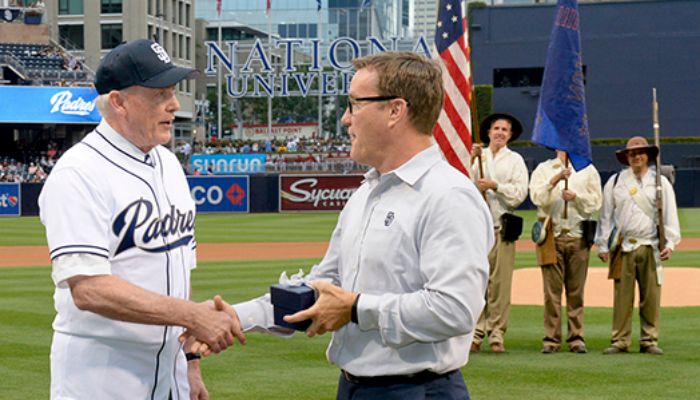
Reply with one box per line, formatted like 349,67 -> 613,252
489,146 -> 512,160
363,144 -> 442,187
95,120 -> 155,166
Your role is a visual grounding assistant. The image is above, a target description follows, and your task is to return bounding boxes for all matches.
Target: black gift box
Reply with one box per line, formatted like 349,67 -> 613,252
270,284 -> 316,331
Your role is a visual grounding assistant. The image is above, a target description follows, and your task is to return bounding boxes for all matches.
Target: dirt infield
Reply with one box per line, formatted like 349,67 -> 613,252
2,240 -> 699,307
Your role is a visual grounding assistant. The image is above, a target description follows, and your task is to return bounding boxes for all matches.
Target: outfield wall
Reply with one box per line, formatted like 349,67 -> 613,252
470,0 -> 700,139
10,169 -> 700,217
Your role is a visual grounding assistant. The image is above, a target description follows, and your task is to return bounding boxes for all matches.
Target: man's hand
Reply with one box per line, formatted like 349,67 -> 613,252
550,167 -> 572,186
660,247 -> 673,261
599,252 -> 609,263
561,189 -> 577,202
472,143 -> 483,158
283,280 -> 357,338
475,178 -> 498,193
184,295 -> 245,356
184,295 -> 245,354
187,359 -> 209,400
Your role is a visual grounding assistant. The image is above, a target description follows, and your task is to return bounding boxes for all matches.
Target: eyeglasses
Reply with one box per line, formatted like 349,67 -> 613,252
347,95 -> 405,115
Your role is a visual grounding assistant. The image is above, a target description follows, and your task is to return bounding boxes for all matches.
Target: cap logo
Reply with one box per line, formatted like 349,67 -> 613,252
150,43 -> 171,64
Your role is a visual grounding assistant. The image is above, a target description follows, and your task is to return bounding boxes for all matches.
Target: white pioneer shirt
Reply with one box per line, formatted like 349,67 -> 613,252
595,167 -> 680,253
469,146 -> 529,228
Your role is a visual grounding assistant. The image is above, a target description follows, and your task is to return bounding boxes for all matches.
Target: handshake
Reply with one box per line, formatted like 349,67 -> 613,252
179,295 -> 246,356
181,280 -> 359,357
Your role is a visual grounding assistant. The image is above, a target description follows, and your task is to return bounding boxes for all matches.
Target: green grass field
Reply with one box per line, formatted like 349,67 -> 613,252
1,210 -> 699,398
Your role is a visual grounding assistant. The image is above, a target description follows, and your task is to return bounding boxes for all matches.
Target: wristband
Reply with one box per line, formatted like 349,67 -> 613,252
351,294 -> 360,324
185,352 -> 202,362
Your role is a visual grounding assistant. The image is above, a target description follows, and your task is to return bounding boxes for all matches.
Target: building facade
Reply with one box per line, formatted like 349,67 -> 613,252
45,0 -> 197,132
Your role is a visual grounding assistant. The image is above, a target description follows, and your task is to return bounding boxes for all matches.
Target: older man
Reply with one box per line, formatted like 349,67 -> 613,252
39,39 -> 244,399
595,136 -> 680,355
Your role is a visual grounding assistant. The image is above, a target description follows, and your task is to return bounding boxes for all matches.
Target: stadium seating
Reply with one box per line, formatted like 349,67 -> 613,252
0,42 -> 90,86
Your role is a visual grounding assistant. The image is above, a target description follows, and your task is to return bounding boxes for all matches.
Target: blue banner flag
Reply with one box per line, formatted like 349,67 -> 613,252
532,0 -> 591,171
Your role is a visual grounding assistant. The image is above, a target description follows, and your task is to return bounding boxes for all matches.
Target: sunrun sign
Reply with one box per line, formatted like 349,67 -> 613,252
204,36 -> 431,98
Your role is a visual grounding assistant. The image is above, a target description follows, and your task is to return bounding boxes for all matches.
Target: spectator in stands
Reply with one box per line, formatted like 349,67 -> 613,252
66,55 -> 79,71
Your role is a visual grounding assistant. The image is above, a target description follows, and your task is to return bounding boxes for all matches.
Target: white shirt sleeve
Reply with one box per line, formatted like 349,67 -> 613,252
52,253 -> 111,288
529,161 -> 559,209
661,176 -> 681,250
232,294 -> 294,336
39,167 -> 113,284
493,152 -> 529,209
595,174 -> 617,252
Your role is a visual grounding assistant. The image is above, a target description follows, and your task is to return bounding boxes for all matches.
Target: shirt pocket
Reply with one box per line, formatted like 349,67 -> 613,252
358,208 -> 416,291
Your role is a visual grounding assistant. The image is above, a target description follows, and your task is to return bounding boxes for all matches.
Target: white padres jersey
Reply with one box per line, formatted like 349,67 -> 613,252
39,120 -> 196,398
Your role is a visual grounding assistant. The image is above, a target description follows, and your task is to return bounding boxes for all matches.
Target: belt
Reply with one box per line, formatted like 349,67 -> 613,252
341,369 -> 455,386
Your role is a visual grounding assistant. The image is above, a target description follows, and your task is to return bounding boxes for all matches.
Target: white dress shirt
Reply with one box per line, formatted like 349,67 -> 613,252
469,146 -> 529,227
235,145 -> 493,376
529,158 -> 602,238
595,167 -> 681,253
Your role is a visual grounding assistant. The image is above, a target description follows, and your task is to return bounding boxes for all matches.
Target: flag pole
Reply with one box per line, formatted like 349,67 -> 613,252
463,0 -> 483,179
317,4 -> 323,140
563,153 -> 569,219
267,2 -> 273,138
217,8 -> 222,143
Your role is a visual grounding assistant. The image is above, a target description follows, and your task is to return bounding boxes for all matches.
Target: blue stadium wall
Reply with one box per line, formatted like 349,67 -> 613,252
15,169 -> 700,216
469,0 -> 700,139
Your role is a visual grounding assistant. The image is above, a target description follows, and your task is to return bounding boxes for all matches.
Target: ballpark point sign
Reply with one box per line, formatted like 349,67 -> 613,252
204,36 -> 431,98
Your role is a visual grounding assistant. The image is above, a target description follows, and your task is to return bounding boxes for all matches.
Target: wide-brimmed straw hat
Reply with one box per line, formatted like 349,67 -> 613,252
479,113 -> 523,144
615,136 -> 659,165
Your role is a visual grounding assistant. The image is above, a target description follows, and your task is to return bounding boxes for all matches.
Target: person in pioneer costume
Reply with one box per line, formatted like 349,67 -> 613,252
594,136 -> 680,355
469,113 -> 529,353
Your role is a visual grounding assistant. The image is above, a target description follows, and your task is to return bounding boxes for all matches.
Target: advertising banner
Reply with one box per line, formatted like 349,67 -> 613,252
191,154 -> 266,174
188,176 -> 249,213
279,174 -> 364,212
232,122 -> 318,141
0,183 -> 21,216
0,86 -> 101,124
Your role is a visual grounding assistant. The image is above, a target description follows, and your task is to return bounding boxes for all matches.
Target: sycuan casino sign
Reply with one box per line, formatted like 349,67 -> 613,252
204,36 -> 431,98
279,175 -> 364,211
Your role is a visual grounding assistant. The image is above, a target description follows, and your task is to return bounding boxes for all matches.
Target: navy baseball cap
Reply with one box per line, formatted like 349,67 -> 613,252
95,39 -> 199,94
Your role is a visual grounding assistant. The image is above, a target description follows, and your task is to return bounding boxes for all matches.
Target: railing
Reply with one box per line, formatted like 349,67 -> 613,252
263,158 -> 368,174
25,68 -> 91,85
49,36 -> 95,82
0,53 -> 29,79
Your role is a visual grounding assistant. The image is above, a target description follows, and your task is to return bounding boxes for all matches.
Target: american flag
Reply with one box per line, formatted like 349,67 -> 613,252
216,0 -> 221,17
266,0 -> 271,15
432,0 -> 473,176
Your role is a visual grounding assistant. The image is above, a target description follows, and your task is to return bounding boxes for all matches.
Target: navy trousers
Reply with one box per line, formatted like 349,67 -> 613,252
336,369 -> 470,400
